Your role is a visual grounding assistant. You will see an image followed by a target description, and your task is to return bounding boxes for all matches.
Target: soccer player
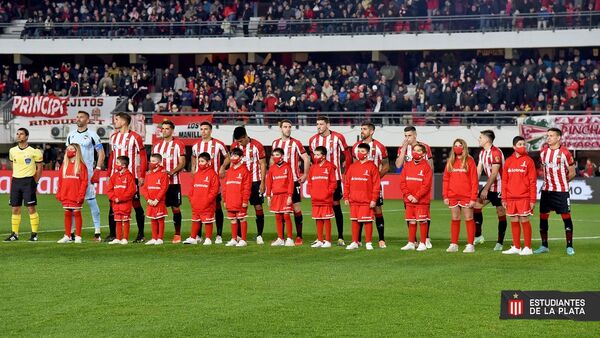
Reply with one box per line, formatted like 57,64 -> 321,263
66,111 -> 106,241
151,120 -> 186,243
107,112 -> 147,243
344,143 -> 381,251
184,152 -> 221,245
191,121 -> 230,243
535,128 -> 577,256
395,126 -> 434,248
474,130 -> 508,251
141,154 -> 169,245
501,136 -> 537,256
442,139 -> 479,253
106,156 -> 137,245
351,121 -> 390,248
266,148 -> 295,247
309,116 -> 351,246
398,143 -> 432,252
5,128 -> 42,242
231,126 -> 267,244
56,144 -> 88,244
272,119 -> 310,245
307,146 -> 337,248
222,148 -> 252,247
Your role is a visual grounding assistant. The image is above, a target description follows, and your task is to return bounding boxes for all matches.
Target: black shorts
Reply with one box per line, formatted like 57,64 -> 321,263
333,180 -> 343,201
479,188 -> 502,207
540,191 -> 570,214
249,181 -> 264,206
10,177 -> 37,207
165,184 -> 182,207
292,182 -> 302,204
133,179 -> 141,202
215,193 -> 222,207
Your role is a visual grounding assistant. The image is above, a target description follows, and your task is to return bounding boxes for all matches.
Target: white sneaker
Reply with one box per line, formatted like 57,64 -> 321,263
120,239 -> 128,245
225,239 -> 238,247
236,236 -> 242,242
474,236 -> 485,245
365,242 -> 374,250
195,236 -> 202,242
108,238 -> 121,245
256,235 -> 264,245
311,241 -> 324,248
400,242 -> 416,251
493,243 -> 504,251
145,239 -> 157,245
463,244 -> 475,253
519,247 -> 533,256
214,236 -> 223,244
271,238 -> 285,246
425,238 -> 432,249
57,235 -> 72,244
502,246 -> 521,255
203,238 -> 213,246
236,240 -> 248,247
416,242 -> 427,251
321,241 -> 332,248
73,236 -> 82,243
183,237 -> 198,245
284,238 -> 295,247
155,239 -> 163,245
446,243 -> 459,252
345,242 -> 359,250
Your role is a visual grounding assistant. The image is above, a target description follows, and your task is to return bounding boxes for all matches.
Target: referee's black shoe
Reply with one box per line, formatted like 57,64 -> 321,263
4,232 -> 19,241
29,232 -> 38,241
133,235 -> 145,243
104,235 -> 116,243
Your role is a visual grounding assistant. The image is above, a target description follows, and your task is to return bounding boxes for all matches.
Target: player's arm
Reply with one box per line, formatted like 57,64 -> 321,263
34,149 -> 43,182
299,151 -> 310,183
170,146 -> 186,175
259,157 -> 267,194
426,145 -> 434,170
95,146 -> 106,169
528,159 -> 537,205
501,163 -> 509,204
482,163 -> 500,192
370,166 -> 381,207
380,157 -> 390,177
191,152 -> 197,173
219,153 -> 230,178
395,139 -> 409,168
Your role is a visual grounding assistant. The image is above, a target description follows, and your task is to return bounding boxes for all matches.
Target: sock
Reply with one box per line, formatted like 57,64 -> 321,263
324,219 -> 332,242
240,220 -> 248,241
540,213 -> 549,247
284,213 -> 293,239
173,210 -> 182,236
109,206 -> 116,237
333,204 -> 344,239
30,212 -> 39,233
116,220 -> 123,240
408,222 -> 417,243
123,221 -> 130,241
426,220 -> 431,238
473,208 -> 483,237
294,211 -> 303,238
158,218 -> 165,239
522,220 -> 532,248
419,222 -> 428,244
375,213 -> 385,241
191,221 -> 201,239
64,210 -> 73,237
497,215 -> 507,244
275,214 -> 284,239
11,214 -> 21,234
358,223 -> 363,242
561,213 -> 573,248
134,206 -> 145,238
230,221 -> 238,240
450,219 -> 460,244
205,223 -> 213,240
255,209 -> 265,236
74,210 -> 82,237
466,219 -> 475,245
216,207 -> 224,236
87,198 -> 101,233
510,221 -> 521,249
351,220 -> 360,243
365,222 -> 373,243
151,219 -> 158,240
237,220 -> 241,239
316,220 -> 324,242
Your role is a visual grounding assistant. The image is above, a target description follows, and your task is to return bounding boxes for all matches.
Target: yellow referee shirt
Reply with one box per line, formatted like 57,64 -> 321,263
9,146 -> 43,178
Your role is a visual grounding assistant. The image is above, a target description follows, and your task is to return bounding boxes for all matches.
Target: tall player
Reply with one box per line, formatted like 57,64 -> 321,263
107,112 -> 147,243
272,119 -> 310,245
191,121 -> 230,243
351,121 -> 390,248
395,126 -> 434,248
66,111 -> 106,241
231,126 -> 267,244
309,116 -> 351,246
535,128 -> 577,256
473,130 -> 507,251
152,120 -> 186,243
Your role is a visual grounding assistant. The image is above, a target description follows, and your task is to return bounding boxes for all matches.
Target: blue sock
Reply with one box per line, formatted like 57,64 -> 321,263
87,198 -> 101,233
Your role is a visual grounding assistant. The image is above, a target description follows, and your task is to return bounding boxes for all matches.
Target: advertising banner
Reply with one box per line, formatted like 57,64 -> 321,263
152,114 -> 213,146
519,115 -> 600,150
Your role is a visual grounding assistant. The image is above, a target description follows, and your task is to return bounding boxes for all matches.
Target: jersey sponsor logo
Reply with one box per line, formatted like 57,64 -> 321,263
352,177 -> 368,181
508,168 -> 526,173
25,158 -> 31,165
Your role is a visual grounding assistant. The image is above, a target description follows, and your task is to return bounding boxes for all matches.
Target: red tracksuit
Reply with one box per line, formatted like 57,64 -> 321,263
399,159 -> 432,220
344,159 -> 381,244
443,156 -> 479,207
188,166 -> 221,223
266,161 -> 294,214
223,164 -> 251,219
107,169 -> 137,221
141,169 -> 169,219
307,160 -> 337,217
56,160 -> 89,209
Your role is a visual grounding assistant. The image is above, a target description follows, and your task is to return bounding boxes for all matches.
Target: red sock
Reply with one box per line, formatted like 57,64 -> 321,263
365,222 -> 373,243
116,220 -> 123,240
324,219 -> 332,242
74,210 -> 82,237
205,223 -> 213,240
522,220 -> 532,248
64,210 -> 73,237
419,222 -> 428,244
231,221 -> 238,240
511,221 -> 521,249
158,218 -> 165,240
408,222 -> 417,243
240,220 -> 248,241
351,220 -> 360,243
316,220 -> 324,242
465,219 -> 475,245
276,214 -> 284,239
450,220 -> 460,244
284,213 -> 293,239
123,221 -> 130,241
151,219 -> 158,240
191,221 -> 201,239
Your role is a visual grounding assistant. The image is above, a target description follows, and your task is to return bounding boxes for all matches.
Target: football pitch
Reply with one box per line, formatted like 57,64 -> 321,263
1,195 -> 599,337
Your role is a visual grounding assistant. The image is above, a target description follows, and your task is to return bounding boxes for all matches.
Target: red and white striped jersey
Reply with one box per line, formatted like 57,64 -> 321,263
272,137 -> 306,181
397,142 -> 433,163
352,139 -> 388,168
478,145 -> 504,193
151,138 -> 185,184
540,145 -> 574,192
308,131 -> 349,181
231,138 -> 266,182
191,138 -> 228,174
109,130 -> 147,179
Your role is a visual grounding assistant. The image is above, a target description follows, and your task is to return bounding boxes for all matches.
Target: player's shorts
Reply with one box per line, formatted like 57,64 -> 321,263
227,209 -> 248,220
269,194 -> 293,213
10,177 -> 37,207
249,181 -> 264,206
405,204 -> 431,222
540,191 -> 570,214
479,188 -> 502,207
133,179 -> 141,201
447,198 -> 472,208
376,186 -> 384,206
61,201 -> 84,209
146,204 -> 168,219
505,199 -> 533,217
350,204 -> 374,222
312,205 -> 334,219
112,201 -> 133,219
165,184 -> 182,207
333,180 -> 343,201
192,209 -> 215,223
292,181 -> 302,204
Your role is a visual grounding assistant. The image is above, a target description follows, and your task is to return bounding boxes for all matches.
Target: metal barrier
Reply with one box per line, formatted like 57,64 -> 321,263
0,98 -> 14,124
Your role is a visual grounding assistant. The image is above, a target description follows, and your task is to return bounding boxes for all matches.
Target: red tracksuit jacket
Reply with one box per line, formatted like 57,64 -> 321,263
140,168 -> 169,211
107,169 -> 137,212
266,161 -> 294,197
56,160 -> 89,208
223,164 -> 251,211
307,160 -> 337,206
188,166 -> 220,212
343,160 -> 381,205
502,153 -> 537,203
399,159 -> 432,205
442,156 -> 479,201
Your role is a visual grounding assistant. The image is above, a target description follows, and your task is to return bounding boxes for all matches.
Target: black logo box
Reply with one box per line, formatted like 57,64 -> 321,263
500,291 -> 600,321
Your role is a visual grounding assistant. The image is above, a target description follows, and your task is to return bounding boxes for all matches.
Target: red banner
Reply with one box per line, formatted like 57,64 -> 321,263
152,114 -> 213,146
519,115 -> 600,150
11,96 -> 69,118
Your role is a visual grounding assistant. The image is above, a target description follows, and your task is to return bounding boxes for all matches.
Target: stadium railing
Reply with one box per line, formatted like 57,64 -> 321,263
6,11 -> 600,39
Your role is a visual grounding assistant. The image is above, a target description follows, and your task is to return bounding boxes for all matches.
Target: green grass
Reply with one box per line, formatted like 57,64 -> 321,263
1,195 -> 599,337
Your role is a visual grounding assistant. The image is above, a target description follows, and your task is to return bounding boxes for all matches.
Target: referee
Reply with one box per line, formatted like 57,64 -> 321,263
5,128 -> 43,241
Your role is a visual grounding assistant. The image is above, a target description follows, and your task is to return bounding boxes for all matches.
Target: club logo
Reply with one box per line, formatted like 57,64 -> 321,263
508,294 -> 524,316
